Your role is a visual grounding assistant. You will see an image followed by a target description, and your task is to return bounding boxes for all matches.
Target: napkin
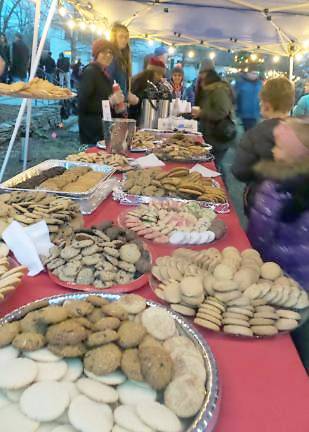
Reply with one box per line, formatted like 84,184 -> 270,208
2,220 -> 53,276
190,163 -> 221,177
135,154 -> 165,168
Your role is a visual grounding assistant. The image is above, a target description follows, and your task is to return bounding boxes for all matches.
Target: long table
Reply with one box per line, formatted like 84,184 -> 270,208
0,157 -> 308,432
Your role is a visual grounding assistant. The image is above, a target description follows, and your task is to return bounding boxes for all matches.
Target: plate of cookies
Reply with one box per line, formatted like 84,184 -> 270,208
0,293 -> 220,432
0,242 -> 27,303
118,201 -> 227,245
45,222 -> 152,294
150,247 -> 309,338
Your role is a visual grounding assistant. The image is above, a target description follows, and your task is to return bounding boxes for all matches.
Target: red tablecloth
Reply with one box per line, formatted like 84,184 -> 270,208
0,157 -> 308,432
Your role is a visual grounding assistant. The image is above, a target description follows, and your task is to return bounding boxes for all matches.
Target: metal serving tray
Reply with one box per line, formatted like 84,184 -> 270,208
0,293 -> 220,432
0,160 -> 116,215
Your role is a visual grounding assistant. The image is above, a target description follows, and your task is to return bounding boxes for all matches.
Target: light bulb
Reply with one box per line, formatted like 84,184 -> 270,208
168,46 -> 175,55
58,6 -> 67,17
148,39 -> 154,46
250,53 -> 258,61
188,50 -> 195,58
273,55 -> 280,63
209,52 -> 216,60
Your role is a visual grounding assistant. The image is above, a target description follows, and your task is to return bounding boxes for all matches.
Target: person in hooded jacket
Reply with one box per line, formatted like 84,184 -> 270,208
235,70 -> 262,131
194,69 -> 235,171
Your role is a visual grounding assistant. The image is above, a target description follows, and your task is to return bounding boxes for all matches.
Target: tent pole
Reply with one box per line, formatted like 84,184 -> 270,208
23,0 -> 42,171
0,0 -> 58,182
289,56 -> 294,81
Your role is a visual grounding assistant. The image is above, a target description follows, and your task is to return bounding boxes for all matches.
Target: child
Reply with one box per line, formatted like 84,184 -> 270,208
232,76 -> 295,209
247,117 -> 309,289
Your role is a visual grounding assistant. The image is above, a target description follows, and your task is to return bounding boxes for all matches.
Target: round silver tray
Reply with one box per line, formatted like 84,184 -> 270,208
0,293 -> 220,432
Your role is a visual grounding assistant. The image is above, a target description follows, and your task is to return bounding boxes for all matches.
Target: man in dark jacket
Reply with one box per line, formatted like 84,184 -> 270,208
57,52 -> 71,88
78,39 -> 124,145
11,33 -> 29,82
232,77 -> 295,210
0,33 -> 10,83
44,52 -> 56,83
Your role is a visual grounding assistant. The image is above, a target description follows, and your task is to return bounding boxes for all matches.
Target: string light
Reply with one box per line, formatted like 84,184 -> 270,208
273,55 -> 280,63
58,6 -> 67,17
250,53 -> 258,61
168,46 -> 176,55
188,50 -> 195,58
148,39 -> 154,46
209,51 -> 216,60
295,52 -> 303,61
67,20 -> 75,29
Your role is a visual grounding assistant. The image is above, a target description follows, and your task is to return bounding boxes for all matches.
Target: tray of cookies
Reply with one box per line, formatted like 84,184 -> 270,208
1,160 -> 116,215
0,242 -> 27,303
150,247 -> 309,338
0,78 -> 76,100
66,151 -> 135,172
0,292 -> 220,432
130,130 -> 162,152
113,168 -> 230,213
44,222 -> 152,294
118,201 -> 227,245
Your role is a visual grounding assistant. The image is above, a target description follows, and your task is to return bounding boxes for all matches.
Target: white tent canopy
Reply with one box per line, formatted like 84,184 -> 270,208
79,0 -> 309,56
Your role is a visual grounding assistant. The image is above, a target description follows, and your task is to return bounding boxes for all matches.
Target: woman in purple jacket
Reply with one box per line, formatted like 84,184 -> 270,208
247,118 -> 309,290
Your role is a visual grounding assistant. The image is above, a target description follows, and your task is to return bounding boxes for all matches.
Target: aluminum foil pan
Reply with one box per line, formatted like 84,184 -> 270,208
0,292 -> 220,432
0,160 -> 116,215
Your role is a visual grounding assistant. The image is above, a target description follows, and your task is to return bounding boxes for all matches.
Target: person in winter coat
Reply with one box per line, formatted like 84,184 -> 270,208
57,53 -> 71,88
195,58 -> 215,108
235,70 -> 262,131
169,65 -> 187,100
194,70 -> 235,170
293,79 -> 309,116
247,117 -> 309,288
11,33 -> 29,82
232,77 -> 295,210
0,33 -> 10,83
108,23 -> 138,108
78,39 -> 124,145
44,52 -> 56,83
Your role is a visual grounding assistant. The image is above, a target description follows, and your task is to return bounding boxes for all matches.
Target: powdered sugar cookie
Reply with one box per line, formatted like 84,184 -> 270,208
76,378 -> 118,404
24,348 -> 62,363
0,389 -> 10,408
0,345 -> 19,363
112,426 -> 130,432
5,387 -> 26,402
69,395 -> 113,432
114,405 -> 153,432
59,382 -> 80,401
141,308 -> 176,341
164,374 -> 205,418
52,426 -> 77,432
0,403 -> 39,432
37,423 -> 60,432
84,369 -> 126,386
117,380 -> 157,406
20,381 -> 70,422
62,358 -> 83,382
0,358 -> 37,389
136,401 -> 182,432
36,360 -> 68,381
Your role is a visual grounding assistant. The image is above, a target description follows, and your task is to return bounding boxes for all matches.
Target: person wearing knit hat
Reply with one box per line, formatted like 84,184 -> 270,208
147,56 -> 166,76
78,38 -> 124,145
169,65 -> 186,99
195,58 -> 215,107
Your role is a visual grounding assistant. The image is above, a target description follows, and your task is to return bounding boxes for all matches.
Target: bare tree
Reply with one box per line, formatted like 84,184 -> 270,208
0,0 -> 22,34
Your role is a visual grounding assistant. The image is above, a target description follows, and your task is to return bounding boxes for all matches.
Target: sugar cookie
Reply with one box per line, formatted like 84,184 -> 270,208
84,369 -> 126,386
114,405 -> 152,432
260,262 -> 282,280
36,360 -> 68,381
0,345 -> 19,363
69,395 -> 113,432
194,318 -> 220,331
276,318 -> 298,331
136,401 -> 182,432
170,304 -> 196,316
0,358 -> 37,389
118,294 -> 147,314
52,426 -> 78,432
24,348 -> 62,363
0,389 -> 10,409
20,381 -> 70,422
59,382 -> 80,401
0,403 -> 39,432
5,387 -> 26,402
37,423 -> 60,432
223,325 -> 253,337
62,358 -> 83,382
142,308 -> 176,341
251,325 -> 278,336
117,380 -> 157,406
77,378 -> 118,404
276,309 -> 301,320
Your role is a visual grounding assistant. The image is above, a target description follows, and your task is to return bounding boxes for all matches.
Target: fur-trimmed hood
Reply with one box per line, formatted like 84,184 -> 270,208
254,157 -> 309,182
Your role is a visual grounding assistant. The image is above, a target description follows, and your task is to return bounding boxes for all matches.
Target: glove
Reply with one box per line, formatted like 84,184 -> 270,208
109,91 -> 125,106
128,92 -> 139,106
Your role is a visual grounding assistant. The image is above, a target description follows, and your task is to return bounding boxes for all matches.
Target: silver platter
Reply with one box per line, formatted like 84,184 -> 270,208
0,292 -> 220,432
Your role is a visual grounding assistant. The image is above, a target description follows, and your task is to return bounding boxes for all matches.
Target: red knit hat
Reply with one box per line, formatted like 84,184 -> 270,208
147,56 -> 166,73
92,39 -> 114,59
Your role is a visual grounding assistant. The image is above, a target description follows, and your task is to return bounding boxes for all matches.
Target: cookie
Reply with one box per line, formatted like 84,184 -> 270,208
117,294 -> 147,314
226,307 -> 254,317
260,262 -> 282,280
142,308 -> 176,341
35,360 -> 68,381
87,330 -> 119,347
51,426 -> 77,432
249,318 -> 275,326
136,401 -> 182,432
63,300 -> 94,317
196,312 -> 221,327
102,303 -> 128,321
86,295 -> 109,307
94,317 -> 121,331
24,348 -> 62,363
213,264 -> 235,281
180,276 -> 204,297
20,381 -> 70,422
223,325 -> 253,337
276,318 -> 298,331
251,325 -> 278,336
12,332 -> 45,351
84,343 -> 122,375
222,317 -> 250,327
172,351 -> 206,384
215,290 -> 241,303
193,318 -> 220,331
139,346 -> 173,390
254,311 -> 278,320
121,348 -> 143,382
46,321 -> 88,346
114,405 -> 152,432
39,306 -> 69,324
118,321 -> 146,349
0,345 -> 19,363
170,304 -> 196,316
276,309 -> 301,320
62,358 -> 83,382
69,395 -> 113,432
48,343 -> 86,358
84,369 -> 126,386
0,358 -> 37,389
118,380 -> 157,406
0,321 -> 20,347
163,336 -> 196,354
164,374 -> 205,418
0,403 -> 39,432
76,378 -> 118,403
